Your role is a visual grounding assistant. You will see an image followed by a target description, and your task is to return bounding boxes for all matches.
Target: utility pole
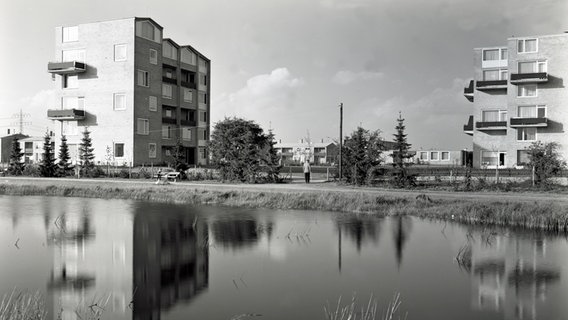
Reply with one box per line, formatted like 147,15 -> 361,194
11,109 -> 31,134
339,103 -> 343,181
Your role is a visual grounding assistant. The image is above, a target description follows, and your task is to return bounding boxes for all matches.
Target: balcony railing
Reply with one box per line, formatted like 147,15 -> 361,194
510,72 -> 548,84
476,80 -> 507,90
47,61 -> 87,75
510,117 -> 548,127
181,81 -> 197,89
162,77 -> 177,84
475,121 -> 507,130
180,119 -> 196,126
463,115 -> 474,135
463,80 -> 474,102
47,109 -> 86,121
162,117 -> 177,124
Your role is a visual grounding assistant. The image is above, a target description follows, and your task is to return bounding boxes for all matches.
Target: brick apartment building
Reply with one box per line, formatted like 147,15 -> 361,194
47,17 -> 210,166
463,32 -> 568,168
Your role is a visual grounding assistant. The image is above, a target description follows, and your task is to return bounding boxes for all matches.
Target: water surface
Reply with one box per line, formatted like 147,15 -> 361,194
1,195 -> 567,320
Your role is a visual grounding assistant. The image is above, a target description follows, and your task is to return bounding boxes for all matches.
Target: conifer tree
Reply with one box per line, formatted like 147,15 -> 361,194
391,113 -> 415,187
343,127 -> 383,185
57,135 -> 73,177
263,129 -> 282,182
8,137 -> 25,175
79,128 -> 95,177
173,138 -> 189,174
39,132 -> 57,177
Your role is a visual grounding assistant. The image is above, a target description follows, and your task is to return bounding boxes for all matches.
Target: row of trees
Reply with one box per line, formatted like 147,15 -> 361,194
8,129 -> 96,177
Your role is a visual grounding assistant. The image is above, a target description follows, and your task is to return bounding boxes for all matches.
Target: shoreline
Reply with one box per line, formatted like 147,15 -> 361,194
1,177 -> 568,233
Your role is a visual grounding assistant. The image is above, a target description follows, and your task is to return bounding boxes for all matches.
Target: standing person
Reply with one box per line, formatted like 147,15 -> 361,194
303,160 -> 311,183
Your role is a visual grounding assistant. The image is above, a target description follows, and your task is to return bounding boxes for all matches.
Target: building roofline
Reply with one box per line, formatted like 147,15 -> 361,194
507,32 -> 568,40
134,17 -> 164,30
163,38 -> 180,48
180,45 -> 210,61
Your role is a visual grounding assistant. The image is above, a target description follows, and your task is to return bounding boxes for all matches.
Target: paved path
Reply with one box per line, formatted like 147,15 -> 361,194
2,176 -> 567,204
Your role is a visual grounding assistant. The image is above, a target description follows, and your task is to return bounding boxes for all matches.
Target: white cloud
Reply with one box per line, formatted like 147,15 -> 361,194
213,68 -> 305,124
332,70 -> 384,85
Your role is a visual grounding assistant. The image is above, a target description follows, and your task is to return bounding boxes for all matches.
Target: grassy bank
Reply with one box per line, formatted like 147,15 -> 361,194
1,181 -> 567,233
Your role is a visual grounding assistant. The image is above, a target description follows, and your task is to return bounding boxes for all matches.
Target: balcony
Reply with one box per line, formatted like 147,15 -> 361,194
476,80 -> 507,90
475,121 -> 507,131
510,72 -> 548,84
181,81 -> 197,89
180,119 -> 196,126
47,109 -> 86,121
162,77 -> 177,85
47,61 -> 87,75
463,80 -> 474,102
463,115 -> 474,136
510,117 -> 548,128
162,117 -> 177,124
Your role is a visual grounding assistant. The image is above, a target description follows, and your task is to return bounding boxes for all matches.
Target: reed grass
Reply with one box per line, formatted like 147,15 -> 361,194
1,182 -> 567,233
0,289 -> 46,320
324,293 -> 406,320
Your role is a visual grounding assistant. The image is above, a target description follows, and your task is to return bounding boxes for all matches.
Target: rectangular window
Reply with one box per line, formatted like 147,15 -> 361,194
113,93 -> 126,111
149,49 -> 157,65
199,59 -> 207,71
483,70 -> 499,81
62,26 -> 78,42
419,152 -> 428,160
149,96 -> 157,111
500,69 -> 508,80
137,70 -> 149,87
162,84 -> 172,99
63,75 -> 78,89
202,129 -> 207,140
483,49 -> 499,61
62,49 -> 85,62
482,110 -> 498,122
165,109 -> 173,118
165,149 -> 172,156
501,49 -> 508,60
518,105 -> 546,118
200,74 -> 207,85
518,39 -> 537,53
62,122 -> 79,136
430,152 -> 439,161
114,143 -> 124,157
199,92 -> 208,104
517,150 -> 529,165
200,111 -> 207,122
162,125 -> 172,139
441,152 -> 450,161
148,143 -> 157,158
518,61 -> 547,74
183,88 -> 193,102
518,84 -> 537,97
517,128 -> 536,141
62,96 -> 85,110
481,151 -> 498,166
137,118 -> 149,135
182,127 -> 192,141
114,44 -> 127,61
199,148 -> 207,160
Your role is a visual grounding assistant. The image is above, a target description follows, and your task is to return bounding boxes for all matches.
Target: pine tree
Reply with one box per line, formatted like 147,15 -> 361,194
391,113 -> 415,187
39,132 -> 57,177
263,129 -> 282,182
57,135 -> 73,177
8,137 -> 25,175
79,128 -> 95,177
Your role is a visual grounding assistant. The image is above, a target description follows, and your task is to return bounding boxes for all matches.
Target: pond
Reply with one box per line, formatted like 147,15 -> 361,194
1,195 -> 567,320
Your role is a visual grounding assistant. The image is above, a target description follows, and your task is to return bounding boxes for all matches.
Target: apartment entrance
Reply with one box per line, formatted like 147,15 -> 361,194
499,152 -> 506,167
186,147 -> 196,165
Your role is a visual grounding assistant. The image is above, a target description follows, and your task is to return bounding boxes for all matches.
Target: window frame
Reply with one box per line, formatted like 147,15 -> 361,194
162,84 -> 173,99
63,75 -> 79,89
517,84 -> 537,98
430,151 -> 439,161
114,44 -> 127,62
517,127 -> 537,141
148,143 -> 157,158
149,49 -> 158,65
441,151 -> 450,161
183,88 -> 193,102
114,143 -> 125,158
149,96 -> 157,112
137,70 -> 149,87
162,125 -> 172,139
182,127 -> 192,141
517,38 -> 538,54
62,26 -> 79,43
137,118 -> 149,135
113,93 -> 127,111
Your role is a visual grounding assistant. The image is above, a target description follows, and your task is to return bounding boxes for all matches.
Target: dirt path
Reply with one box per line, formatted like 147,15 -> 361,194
2,177 -> 566,204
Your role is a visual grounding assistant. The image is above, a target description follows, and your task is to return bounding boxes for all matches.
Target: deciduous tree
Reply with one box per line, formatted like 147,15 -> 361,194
527,141 -> 566,186
342,127 -> 384,185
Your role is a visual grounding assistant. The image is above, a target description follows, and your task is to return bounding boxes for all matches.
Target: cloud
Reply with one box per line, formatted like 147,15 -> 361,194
213,68 -> 305,124
332,70 -> 384,85
320,0 -> 375,9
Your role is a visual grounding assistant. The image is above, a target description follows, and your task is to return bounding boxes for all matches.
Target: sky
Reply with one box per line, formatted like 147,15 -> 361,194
0,0 -> 567,150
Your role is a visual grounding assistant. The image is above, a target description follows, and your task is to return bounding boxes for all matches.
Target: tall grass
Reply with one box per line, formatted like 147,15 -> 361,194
324,294 -> 406,320
0,182 -> 567,232
0,289 -> 46,320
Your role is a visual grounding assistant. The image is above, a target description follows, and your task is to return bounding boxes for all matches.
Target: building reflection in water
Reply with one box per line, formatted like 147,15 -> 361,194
210,217 -> 273,251
457,230 -> 561,320
44,202 -> 210,320
133,207 -> 209,320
